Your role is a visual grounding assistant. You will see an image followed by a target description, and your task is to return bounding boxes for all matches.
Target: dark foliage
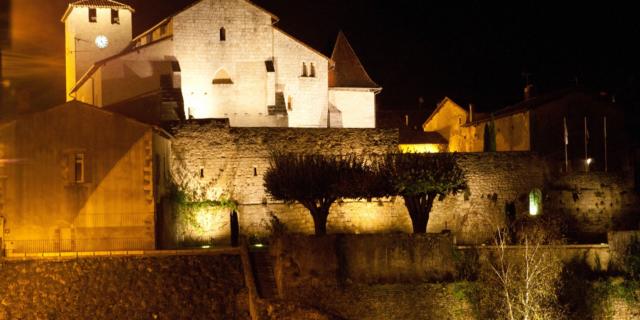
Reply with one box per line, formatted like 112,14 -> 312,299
378,152 -> 467,233
264,152 -> 382,235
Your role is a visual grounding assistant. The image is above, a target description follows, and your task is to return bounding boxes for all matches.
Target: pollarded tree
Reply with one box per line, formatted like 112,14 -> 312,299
379,152 -> 467,233
264,152 -> 377,235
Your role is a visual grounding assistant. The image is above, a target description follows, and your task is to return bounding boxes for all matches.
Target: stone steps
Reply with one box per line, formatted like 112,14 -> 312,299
249,248 -> 277,299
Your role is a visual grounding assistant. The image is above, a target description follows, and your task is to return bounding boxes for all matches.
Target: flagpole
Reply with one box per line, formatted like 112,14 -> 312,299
584,117 -> 588,172
564,117 -> 569,173
604,116 -> 608,172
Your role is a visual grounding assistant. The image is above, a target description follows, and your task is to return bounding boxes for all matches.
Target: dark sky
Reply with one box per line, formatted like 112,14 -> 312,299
3,0 -> 640,113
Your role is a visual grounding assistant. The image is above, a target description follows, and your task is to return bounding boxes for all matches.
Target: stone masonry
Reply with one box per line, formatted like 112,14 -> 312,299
167,121 -> 550,245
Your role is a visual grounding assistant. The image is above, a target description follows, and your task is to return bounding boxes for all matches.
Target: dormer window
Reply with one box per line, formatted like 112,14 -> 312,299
111,9 -> 120,24
89,8 -> 97,23
220,27 -> 226,41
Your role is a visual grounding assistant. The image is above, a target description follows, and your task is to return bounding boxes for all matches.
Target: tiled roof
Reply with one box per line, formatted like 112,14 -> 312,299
329,31 -> 380,89
463,88 -> 579,126
399,129 -> 448,145
69,0 -> 133,10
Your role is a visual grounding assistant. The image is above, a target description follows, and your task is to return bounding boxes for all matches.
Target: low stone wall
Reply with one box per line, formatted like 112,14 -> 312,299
0,254 -> 249,319
463,244 -> 611,272
270,234 -> 458,299
301,283 -> 475,320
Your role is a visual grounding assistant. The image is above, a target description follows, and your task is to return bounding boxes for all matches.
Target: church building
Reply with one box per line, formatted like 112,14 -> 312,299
63,0 -> 381,128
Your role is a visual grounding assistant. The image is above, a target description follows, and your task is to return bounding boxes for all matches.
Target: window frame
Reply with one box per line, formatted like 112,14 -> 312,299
89,8 -> 97,23
74,153 -> 85,184
111,9 -> 120,24
220,27 -> 226,41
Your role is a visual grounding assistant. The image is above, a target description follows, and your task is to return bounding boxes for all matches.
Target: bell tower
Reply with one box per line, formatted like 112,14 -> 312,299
62,0 -> 134,101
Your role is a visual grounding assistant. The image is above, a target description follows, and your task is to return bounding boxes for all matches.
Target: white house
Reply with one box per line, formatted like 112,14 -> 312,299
63,0 -> 381,128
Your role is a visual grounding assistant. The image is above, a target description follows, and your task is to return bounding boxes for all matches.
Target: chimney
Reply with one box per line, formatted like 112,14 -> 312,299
468,104 -> 474,123
524,84 -> 535,100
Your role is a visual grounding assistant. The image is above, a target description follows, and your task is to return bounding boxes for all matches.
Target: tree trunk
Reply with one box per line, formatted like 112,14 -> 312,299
403,193 -> 437,233
312,211 -> 328,235
302,199 -> 334,236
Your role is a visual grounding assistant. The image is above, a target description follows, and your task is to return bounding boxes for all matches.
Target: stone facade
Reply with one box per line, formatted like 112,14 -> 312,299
66,0 -> 378,128
75,39 -> 176,107
547,173 -> 640,235
167,121 -> 551,245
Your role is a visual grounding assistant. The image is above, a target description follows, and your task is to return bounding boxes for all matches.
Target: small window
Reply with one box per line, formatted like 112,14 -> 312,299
160,24 -> 167,35
287,96 -> 293,111
310,63 -> 316,77
146,33 -> 153,44
265,60 -> 275,72
111,9 -> 120,24
253,167 -> 258,176
220,27 -> 226,41
200,168 -> 204,178
302,63 -> 308,77
89,8 -> 97,23
75,153 -> 85,183
529,188 -> 542,216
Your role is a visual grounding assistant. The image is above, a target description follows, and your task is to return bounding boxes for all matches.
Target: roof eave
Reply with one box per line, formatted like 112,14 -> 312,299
61,2 -> 135,23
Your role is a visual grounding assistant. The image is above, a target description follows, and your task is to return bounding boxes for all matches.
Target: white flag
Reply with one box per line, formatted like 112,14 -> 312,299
564,117 -> 568,145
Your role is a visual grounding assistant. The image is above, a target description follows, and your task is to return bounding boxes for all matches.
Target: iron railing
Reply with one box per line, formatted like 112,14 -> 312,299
5,238 -> 154,254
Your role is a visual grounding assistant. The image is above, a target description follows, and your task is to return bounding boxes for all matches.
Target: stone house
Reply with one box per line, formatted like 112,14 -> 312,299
422,89 -> 629,172
0,101 -> 171,254
63,0 -> 381,128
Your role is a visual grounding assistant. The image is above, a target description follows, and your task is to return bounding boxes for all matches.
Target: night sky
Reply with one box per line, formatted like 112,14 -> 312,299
2,0 -> 640,113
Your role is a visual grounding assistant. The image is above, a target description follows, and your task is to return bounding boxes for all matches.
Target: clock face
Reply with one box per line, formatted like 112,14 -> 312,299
95,35 -> 109,49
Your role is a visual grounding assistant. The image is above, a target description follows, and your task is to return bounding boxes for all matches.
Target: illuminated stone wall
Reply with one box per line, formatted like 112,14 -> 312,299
170,0 -> 332,127
329,88 -> 377,128
0,254 -> 248,319
75,39 -> 176,107
272,29 -> 330,128
67,0 -> 378,128
168,122 -> 550,245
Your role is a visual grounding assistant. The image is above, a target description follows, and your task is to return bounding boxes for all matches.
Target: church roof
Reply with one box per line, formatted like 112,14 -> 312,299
329,31 -> 380,89
62,0 -> 135,22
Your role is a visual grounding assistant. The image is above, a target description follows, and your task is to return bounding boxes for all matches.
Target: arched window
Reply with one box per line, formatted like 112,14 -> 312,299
220,27 -> 226,41
212,69 -> 233,84
302,63 -> 308,77
529,188 -> 542,216
309,63 -> 316,77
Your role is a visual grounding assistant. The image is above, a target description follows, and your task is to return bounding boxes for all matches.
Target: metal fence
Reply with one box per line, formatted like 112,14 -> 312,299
4,238 -> 154,255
